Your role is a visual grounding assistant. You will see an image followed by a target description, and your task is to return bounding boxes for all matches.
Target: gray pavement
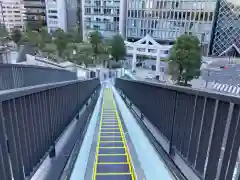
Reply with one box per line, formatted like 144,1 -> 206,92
131,68 -> 206,89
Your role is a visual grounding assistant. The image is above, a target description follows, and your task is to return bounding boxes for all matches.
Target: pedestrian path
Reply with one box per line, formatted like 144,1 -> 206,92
93,88 -> 135,180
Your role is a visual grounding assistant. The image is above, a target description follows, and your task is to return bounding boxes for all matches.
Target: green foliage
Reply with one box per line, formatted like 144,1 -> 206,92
41,43 -> 57,57
11,28 -> 22,46
39,27 -> 52,44
53,28 -> 69,57
89,31 -> 102,60
169,34 -> 201,85
0,24 -> 8,43
107,60 -> 122,69
67,26 -> 82,43
24,30 -> 42,48
62,43 -> 78,60
109,34 -> 126,61
74,43 -> 94,67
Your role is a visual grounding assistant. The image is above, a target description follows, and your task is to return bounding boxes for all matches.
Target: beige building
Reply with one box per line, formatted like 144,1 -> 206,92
0,0 -> 25,32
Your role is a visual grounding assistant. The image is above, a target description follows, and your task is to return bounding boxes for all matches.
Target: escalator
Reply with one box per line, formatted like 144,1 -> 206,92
92,88 -> 136,180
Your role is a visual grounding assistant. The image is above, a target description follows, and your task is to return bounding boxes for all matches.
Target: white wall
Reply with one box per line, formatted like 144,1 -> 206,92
19,54 -> 64,69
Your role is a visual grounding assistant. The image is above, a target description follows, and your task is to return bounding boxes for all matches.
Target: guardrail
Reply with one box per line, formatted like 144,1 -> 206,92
0,78 -> 100,180
115,78 -> 240,180
0,64 -> 77,91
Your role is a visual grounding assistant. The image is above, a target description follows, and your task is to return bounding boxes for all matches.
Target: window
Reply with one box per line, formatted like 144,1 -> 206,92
85,17 -> 91,22
106,23 -> 111,30
48,15 -> 57,19
113,17 -> 119,22
95,1 -> 101,6
103,9 -> 111,14
15,25 -> 22,29
94,8 -> 100,13
85,8 -> 91,14
48,10 -> 57,13
93,25 -> 100,30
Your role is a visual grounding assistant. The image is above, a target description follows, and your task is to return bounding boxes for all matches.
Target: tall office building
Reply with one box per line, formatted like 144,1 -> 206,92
0,0 -> 25,32
83,0 -> 120,40
23,0 -> 46,30
125,0 -> 217,55
45,0 -> 67,33
210,0 -> 240,57
65,0 -> 78,31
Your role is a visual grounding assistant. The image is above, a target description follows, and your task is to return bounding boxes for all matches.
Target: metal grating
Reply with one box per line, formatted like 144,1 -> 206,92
211,0 -> 240,56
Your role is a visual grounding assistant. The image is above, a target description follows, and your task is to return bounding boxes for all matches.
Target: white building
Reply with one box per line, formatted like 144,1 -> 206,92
83,0 -> 121,40
45,0 -> 67,33
124,0 -> 217,55
0,0 -> 25,32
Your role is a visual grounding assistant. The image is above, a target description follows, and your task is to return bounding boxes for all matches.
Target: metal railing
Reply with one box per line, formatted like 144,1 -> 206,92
0,64 -> 77,91
0,78 -> 100,180
115,78 -> 240,180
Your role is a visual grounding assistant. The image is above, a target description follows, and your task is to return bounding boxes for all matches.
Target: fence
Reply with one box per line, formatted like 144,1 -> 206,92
0,64 -> 77,91
115,78 -> 240,180
0,78 -> 100,180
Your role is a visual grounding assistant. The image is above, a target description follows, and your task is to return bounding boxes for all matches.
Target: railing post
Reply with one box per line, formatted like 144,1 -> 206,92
169,92 -> 178,157
49,144 -> 56,158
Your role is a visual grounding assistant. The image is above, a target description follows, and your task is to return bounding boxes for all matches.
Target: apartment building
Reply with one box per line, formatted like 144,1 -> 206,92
23,0 -> 46,30
45,0 -> 67,33
0,0 -> 25,32
83,0 -> 121,40
125,0 -> 218,55
210,0 -> 240,57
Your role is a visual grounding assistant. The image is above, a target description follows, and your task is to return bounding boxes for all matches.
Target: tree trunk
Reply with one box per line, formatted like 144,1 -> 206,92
178,65 -> 183,83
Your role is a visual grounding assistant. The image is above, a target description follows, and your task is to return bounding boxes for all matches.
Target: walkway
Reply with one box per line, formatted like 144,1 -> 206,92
69,81 -> 174,180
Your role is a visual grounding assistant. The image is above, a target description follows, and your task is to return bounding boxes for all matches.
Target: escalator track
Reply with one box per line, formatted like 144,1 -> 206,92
92,88 -> 136,180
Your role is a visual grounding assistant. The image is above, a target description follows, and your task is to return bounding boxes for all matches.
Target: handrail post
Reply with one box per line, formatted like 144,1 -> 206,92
169,92 -> 178,157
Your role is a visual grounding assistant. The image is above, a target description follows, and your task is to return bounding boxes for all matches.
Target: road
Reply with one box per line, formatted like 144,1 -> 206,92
130,68 -> 206,89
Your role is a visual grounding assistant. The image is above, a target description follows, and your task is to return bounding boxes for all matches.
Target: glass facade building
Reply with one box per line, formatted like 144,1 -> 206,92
83,0 -> 120,40
211,0 -> 240,56
126,0 -> 217,55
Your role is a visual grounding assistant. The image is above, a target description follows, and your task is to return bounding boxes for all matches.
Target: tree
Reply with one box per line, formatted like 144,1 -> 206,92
71,43 -> 94,67
109,34 -> 126,62
67,26 -> 82,43
53,28 -> 69,57
39,26 -> 52,44
24,30 -> 42,49
89,31 -> 102,62
169,34 -> 201,86
0,24 -> 9,46
41,43 -> 57,58
11,28 -> 22,47
63,43 -> 78,60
